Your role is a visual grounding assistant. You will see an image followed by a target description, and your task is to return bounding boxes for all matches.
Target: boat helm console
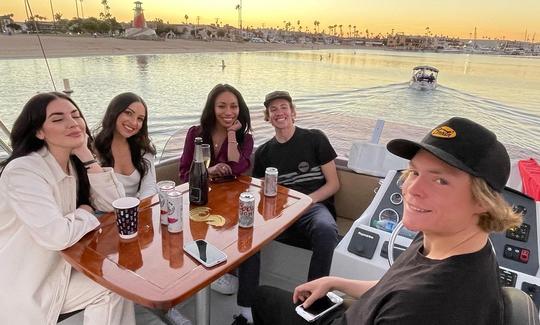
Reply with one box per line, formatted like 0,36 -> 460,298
331,169 -> 540,310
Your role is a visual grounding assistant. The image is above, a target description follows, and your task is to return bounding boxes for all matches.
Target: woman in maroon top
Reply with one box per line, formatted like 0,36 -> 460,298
179,84 -> 253,183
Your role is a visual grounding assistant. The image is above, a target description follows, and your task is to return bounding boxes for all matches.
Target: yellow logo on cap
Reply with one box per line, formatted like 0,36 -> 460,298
431,126 -> 456,138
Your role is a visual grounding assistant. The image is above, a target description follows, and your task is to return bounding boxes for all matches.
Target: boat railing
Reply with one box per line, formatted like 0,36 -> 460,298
158,127 -> 187,163
0,118 -> 12,156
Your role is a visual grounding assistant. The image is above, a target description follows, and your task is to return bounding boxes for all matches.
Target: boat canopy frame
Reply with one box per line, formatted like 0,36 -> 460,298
412,65 -> 439,73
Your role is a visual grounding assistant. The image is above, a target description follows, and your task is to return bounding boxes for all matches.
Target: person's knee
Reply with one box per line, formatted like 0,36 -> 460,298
310,208 -> 338,240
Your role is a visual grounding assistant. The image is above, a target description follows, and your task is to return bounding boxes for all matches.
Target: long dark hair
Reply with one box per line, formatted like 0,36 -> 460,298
0,92 -> 92,206
93,92 -> 156,191
199,84 -> 252,149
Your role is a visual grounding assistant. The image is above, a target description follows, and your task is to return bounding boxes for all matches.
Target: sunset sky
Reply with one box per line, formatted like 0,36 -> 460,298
3,0 -> 539,41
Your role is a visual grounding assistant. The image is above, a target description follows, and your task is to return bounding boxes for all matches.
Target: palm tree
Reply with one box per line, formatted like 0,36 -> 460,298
235,2 -> 242,30
74,0 -> 79,19
80,0 -> 84,19
339,24 -> 343,37
49,0 -> 56,30
184,14 -> 189,24
313,20 -> 320,34
348,24 -> 351,37
100,0 -> 111,20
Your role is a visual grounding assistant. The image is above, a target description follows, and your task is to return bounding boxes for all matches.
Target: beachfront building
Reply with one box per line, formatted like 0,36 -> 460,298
1,15 -> 15,33
387,33 -> 439,50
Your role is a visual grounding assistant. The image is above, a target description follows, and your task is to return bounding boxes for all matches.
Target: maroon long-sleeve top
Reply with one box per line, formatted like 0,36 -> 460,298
179,125 -> 254,183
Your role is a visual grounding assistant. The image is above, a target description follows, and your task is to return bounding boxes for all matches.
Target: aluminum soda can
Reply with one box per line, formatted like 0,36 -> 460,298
167,191 -> 183,233
264,167 -> 278,197
238,191 -> 255,228
157,180 -> 176,225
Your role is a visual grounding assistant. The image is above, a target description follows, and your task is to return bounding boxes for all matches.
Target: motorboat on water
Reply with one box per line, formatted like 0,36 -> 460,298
409,65 -> 439,90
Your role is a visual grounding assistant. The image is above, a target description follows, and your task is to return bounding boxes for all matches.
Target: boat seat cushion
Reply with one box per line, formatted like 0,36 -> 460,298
502,287 -> 540,325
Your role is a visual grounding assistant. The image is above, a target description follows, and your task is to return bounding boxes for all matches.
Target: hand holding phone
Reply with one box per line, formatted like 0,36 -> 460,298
295,292 -> 343,322
184,240 -> 227,268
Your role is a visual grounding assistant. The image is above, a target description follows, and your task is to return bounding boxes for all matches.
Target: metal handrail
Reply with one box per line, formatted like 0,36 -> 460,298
0,118 -> 12,155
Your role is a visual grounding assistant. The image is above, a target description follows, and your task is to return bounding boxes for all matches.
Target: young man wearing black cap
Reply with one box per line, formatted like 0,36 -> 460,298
250,117 -> 522,325
231,91 -> 340,324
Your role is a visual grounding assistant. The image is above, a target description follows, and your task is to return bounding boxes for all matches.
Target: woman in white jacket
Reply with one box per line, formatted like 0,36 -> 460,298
0,92 -> 135,325
93,92 -> 157,199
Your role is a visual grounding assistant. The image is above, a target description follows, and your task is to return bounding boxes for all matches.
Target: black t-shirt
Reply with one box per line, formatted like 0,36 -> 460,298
253,127 -> 337,209
338,235 -> 504,325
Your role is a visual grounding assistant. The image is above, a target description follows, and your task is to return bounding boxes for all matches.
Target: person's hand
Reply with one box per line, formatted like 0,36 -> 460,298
71,133 -> 94,162
208,163 -> 232,177
293,277 -> 332,308
79,204 -> 95,214
227,120 -> 242,132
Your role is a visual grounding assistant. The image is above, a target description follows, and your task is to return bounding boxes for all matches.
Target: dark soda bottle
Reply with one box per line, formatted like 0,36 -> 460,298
189,137 -> 209,205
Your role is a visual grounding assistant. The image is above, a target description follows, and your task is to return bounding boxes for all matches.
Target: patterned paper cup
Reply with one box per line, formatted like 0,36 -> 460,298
113,197 -> 140,239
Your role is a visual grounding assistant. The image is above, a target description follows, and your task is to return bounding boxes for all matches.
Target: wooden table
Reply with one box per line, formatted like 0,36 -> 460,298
62,176 -> 312,324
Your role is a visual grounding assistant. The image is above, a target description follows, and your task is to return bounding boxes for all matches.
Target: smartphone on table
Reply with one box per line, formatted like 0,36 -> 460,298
184,239 -> 227,267
295,292 -> 343,322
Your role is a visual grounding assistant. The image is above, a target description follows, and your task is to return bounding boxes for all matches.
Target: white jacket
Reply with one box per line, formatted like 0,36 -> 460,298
0,148 -> 125,325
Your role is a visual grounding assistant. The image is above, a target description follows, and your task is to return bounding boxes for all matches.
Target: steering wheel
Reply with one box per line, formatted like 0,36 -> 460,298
387,220 -> 405,266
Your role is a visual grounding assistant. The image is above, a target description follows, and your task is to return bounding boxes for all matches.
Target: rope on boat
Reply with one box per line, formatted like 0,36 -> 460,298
24,0 -> 57,91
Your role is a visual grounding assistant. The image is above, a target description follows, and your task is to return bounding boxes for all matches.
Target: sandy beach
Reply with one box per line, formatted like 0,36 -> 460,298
0,34 -> 353,59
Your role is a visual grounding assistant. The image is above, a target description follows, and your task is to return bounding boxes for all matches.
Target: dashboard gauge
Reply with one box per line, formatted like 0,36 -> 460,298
379,208 -> 400,223
390,192 -> 403,205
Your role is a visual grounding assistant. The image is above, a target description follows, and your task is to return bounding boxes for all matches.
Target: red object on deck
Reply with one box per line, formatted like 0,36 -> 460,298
518,158 -> 540,201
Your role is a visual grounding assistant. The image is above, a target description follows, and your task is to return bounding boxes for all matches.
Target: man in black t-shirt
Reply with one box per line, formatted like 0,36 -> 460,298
230,91 -> 340,325
250,117 -> 522,325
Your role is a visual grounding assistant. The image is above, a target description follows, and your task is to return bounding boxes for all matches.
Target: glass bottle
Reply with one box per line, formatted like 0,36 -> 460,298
189,137 -> 209,205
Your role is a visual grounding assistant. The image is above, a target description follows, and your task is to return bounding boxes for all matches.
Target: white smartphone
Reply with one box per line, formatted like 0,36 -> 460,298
295,292 -> 343,322
184,239 -> 227,268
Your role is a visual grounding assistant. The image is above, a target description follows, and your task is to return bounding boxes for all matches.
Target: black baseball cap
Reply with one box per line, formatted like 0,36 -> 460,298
264,90 -> 293,108
386,117 -> 510,192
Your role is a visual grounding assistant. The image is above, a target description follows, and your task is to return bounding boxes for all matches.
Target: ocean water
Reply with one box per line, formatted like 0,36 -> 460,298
1,49 -> 539,161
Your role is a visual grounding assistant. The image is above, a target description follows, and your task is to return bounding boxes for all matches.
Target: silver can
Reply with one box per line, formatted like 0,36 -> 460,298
238,191 -> 255,228
157,180 -> 176,225
167,191 -> 183,233
264,167 -> 278,197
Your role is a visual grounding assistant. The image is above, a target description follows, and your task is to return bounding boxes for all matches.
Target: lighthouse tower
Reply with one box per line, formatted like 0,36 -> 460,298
133,1 -> 146,28
125,1 -> 157,39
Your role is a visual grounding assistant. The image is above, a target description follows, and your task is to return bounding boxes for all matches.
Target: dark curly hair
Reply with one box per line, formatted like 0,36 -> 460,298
198,84 -> 252,149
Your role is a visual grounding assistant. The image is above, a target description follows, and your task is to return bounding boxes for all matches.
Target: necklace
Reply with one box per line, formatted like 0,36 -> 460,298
428,231 -> 483,259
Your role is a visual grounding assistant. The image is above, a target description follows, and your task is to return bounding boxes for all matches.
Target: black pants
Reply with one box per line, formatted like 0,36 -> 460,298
238,203 -> 339,307
252,286 -> 346,325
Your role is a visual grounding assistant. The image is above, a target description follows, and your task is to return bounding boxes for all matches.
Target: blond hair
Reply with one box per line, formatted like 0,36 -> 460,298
471,176 -> 522,232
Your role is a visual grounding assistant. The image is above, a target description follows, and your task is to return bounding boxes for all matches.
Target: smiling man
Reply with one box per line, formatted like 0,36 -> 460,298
230,91 -> 340,325
250,117 -> 523,325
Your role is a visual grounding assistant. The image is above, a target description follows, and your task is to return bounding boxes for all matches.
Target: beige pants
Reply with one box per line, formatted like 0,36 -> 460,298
61,270 -> 135,325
